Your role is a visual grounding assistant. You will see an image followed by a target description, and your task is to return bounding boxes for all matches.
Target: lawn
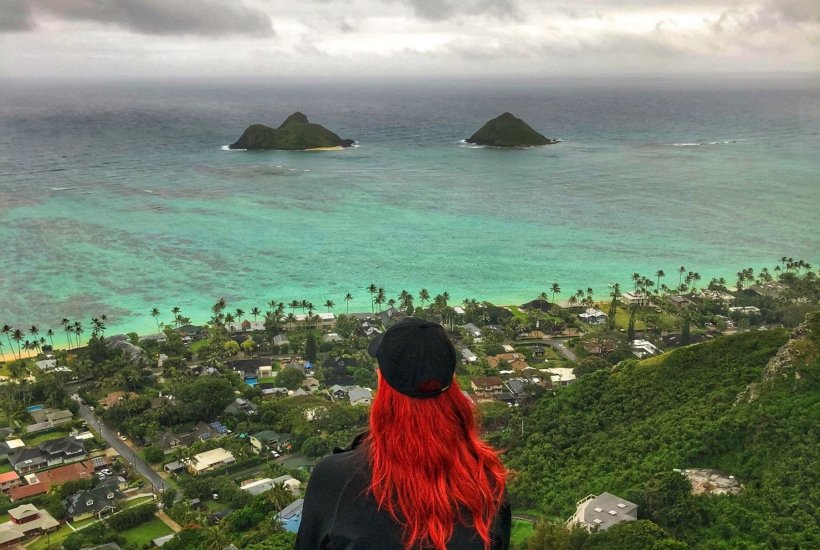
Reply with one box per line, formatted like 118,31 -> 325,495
511,519 -> 534,546
120,517 -> 173,546
258,376 -> 277,384
189,338 -> 210,354
612,306 -> 647,331
28,523 -> 76,550
24,430 -> 70,446
0,462 -> 12,474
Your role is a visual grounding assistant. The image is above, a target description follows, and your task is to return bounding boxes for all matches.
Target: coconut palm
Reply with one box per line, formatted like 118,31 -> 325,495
251,307 -> 261,322
344,293 -> 353,314
235,308 -> 245,324
418,288 -> 430,308
289,300 -> 300,315
12,329 -> 24,358
367,284 -> 378,313
72,322 -> 83,349
388,298 -> 396,309
538,292 -> 548,312
568,295 -> 578,309
375,288 -> 386,312
678,265 -> 686,286
150,308 -> 161,332
61,318 -> 73,349
171,306 -> 181,327
324,300 -> 334,312
656,270 -> 665,290
2,325 -> 16,360
551,283 -> 561,304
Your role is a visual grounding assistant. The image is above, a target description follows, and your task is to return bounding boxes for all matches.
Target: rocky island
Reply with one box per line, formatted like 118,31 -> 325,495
466,112 -> 559,147
230,112 -> 355,150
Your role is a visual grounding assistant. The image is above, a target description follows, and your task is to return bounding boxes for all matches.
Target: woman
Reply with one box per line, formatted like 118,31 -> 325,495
296,318 -> 510,549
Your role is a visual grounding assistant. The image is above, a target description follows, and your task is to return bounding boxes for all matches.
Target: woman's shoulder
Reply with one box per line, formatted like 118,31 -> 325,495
310,433 -> 370,484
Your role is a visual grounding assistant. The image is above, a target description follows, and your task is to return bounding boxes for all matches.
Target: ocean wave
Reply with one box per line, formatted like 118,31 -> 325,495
50,186 -> 78,191
221,145 -> 245,151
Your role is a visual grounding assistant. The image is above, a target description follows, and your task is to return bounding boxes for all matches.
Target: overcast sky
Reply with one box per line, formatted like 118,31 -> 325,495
1,0 -> 818,79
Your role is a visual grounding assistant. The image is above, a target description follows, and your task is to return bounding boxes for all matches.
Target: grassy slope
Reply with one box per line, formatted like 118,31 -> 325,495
502,325 -> 819,547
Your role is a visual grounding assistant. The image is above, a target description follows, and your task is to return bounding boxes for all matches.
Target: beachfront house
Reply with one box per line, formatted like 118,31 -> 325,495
566,493 -> 638,531
620,291 -> 650,307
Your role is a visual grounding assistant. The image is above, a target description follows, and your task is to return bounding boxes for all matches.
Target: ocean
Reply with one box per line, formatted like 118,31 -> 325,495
1,75 -> 818,340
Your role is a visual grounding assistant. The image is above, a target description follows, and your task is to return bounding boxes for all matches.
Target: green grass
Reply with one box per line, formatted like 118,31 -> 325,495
258,376 -> 276,384
612,306 -> 646,330
0,462 -> 12,474
205,500 -> 229,513
120,517 -> 173,546
24,430 -> 70,446
27,523 -> 76,550
511,520 -> 535,545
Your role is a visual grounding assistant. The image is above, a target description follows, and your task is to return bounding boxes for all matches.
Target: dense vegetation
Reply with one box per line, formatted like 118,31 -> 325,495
492,319 -> 819,548
229,112 -> 353,150
466,112 -> 556,147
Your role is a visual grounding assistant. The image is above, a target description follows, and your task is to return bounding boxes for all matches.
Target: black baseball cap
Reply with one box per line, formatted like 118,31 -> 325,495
367,318 -> 456,398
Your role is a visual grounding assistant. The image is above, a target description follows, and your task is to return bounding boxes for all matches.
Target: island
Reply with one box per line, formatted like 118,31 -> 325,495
229,112 -> 355,150
465,112 -> 559,147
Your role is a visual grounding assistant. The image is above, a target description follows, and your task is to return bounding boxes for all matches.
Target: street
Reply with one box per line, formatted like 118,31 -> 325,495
77,403 -> 170,493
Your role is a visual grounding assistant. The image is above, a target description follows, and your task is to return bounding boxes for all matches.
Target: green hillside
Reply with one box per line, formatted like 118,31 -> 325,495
466,112 -> 557,147
495,315 -> 819,548
229,112 -> 354,150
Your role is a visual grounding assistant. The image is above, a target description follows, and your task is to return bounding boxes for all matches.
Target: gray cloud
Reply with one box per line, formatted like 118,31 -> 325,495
24,0 -> 273,36
402,0 -> 521,21
0,0 -> 34,32
765,0 -> 820,23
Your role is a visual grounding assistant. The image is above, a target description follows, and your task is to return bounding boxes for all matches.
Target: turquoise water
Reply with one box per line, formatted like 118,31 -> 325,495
0,76 -> 818,340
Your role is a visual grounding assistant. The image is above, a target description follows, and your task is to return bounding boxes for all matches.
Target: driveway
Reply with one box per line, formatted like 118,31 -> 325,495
77,403 -> 170,493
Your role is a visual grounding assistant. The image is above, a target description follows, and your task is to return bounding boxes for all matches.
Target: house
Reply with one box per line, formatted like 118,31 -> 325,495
139,333 -> 168,344
667,295 -> 693,307
532,346 -> 545,357
620,291 -> 650,307
177,324 -> 206,339
728,306 -> 761,315
25,408 -> 75,434
501,344 -> 515,353
99,391 -> 138,409
250,430 -> 292,454
301,377 -> 320,393
452,306 -> 466,315
163,461 -> 184,474
463,323 -> 482,338
546,368 -> 576,386
152,421 -> 223,455
105,335 -> 145,362
700,290 -> 736,303
34,359 -> 57,372
486,353 -> 526,369
276,499 -> 304,533
9,436 -> 86,474
348,387 -> 373,406
0,472 -> 21,494
186,448 -> 235,475
579,308 -> 608,325
471,377 -> 504,399
461,348 -> 478,364
631,339 -> 662,358
240,475 -> 301,496
273,334 -> 290,347
0,439 -> 25,461
747,282 -> 785,298
286,313 -> 336,332
65,480 -> 124,521
566,493 -> 638,531
261,387 -> 289,399
0,504 -> 59,547
8,461 -> 95,502
224,398 -> 258,416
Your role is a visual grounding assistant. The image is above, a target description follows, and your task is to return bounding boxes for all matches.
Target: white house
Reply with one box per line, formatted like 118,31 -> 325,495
461,348 -> 478,364
620,291 -> 650,307
186,448 -> 235,476
566,493 -> 638,531
579,308 -> 608,325
631,339 -> 662,358
546,368 -> 576,386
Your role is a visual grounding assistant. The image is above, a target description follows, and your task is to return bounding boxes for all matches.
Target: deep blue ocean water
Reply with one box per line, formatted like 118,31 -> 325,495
0,76 -> 818,339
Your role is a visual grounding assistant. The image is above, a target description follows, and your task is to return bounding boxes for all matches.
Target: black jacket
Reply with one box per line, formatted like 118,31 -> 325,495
295,434 -> 511,549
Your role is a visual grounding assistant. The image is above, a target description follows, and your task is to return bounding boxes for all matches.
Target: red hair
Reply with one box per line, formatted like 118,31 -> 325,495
367,374 -> 507,550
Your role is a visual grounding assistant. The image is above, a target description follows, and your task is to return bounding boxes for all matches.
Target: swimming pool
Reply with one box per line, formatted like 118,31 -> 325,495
245,377 -> 258,387
26,404 -> 44,413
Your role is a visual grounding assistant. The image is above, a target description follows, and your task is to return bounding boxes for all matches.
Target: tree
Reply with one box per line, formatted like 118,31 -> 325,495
551,283 -> 561,304
151,308 -> 161,332
143,445 -> 164,463
608,283 -> 621,330
2,325 -> 16,360
656,269 -> 665,290
251,306 -> 261,322
418,288 -> 430,308
241,338 -> 255,356
344,293 -> 353,314
304,333 -> 317,363
224,340 -> 240,356
642,471 -> 699,537
575,356 -> 611,377
324,300 -> 334,312
275,367 -> 306,390
367,283 -> 378,312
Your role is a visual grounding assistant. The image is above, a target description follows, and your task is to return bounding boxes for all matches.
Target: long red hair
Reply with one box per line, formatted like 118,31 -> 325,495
367,374 -> 506,550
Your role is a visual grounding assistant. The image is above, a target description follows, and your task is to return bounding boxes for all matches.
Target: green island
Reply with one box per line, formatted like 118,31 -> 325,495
466,112 -> 560,147
229,112 -> 355,151
0,258 -> 817,549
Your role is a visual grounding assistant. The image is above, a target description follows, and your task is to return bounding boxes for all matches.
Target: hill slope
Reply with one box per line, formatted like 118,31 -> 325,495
466,112 -> 557,147
230,112 -> 354,150
497,318 -> 819,548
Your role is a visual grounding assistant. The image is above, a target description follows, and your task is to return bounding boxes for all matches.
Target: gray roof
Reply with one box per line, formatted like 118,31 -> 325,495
463,323 -> 482,335
66,481 -> 123,518
348,387 -> 372,404
39,436 -> 85,457
277,498 -> 304,520
579,492 -> 638,530
9,448 -> 47,469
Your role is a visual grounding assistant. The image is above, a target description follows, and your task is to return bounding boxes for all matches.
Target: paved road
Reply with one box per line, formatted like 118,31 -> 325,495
78,403 -> 170,493
546,339 -> 578,362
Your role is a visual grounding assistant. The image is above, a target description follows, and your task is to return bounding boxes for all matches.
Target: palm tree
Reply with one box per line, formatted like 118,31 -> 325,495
203,525 -> 229,550
251,307 -> 261,322
12,329 -> 24,358
324,300 -> 334,312
656,269 -> 665,290
235,308 -> 245,324
0,340 -> 5,362
367,284 -> 378,313
538,292 -> 548,312
388,298 -> 396,309
28,326 -> 39,351
150,308 -> 161,332
678,265 -> 686,286
171,306 -> 181,327
568,295 -> 578,309
418,288 -> 430,309
289,300 -> 300,315
45,329 -> 55,350
2,325 -> 16,360
285,312 -> 297,329
61,318 -> 73,349
72,322 -> 83,349
442,292 -> 450,308
551,283 -> 561,304
344,293 -> 353,314
375,288 -> 386,312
